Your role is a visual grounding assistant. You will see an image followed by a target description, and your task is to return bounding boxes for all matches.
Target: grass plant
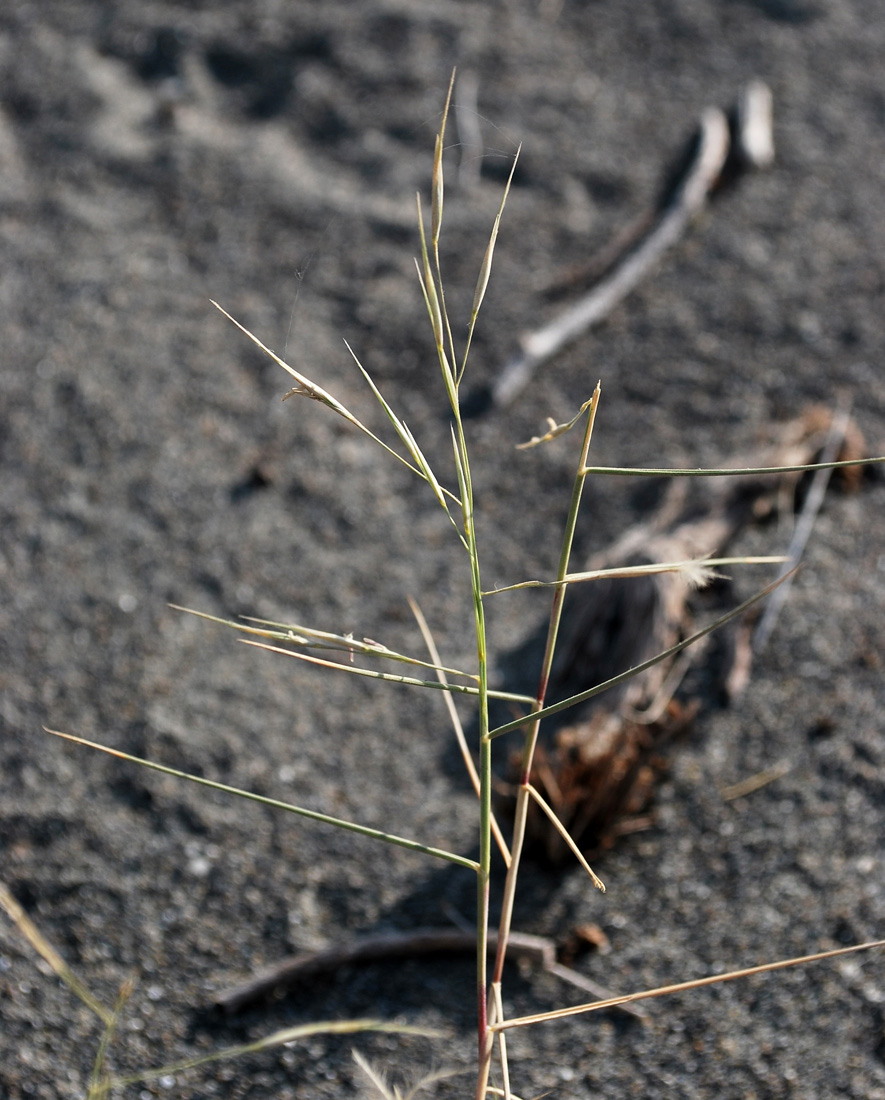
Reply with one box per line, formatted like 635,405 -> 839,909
5,74 -> 884,1097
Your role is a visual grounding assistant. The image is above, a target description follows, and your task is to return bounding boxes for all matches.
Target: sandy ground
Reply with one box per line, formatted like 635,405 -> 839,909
2,2 -> 884,1098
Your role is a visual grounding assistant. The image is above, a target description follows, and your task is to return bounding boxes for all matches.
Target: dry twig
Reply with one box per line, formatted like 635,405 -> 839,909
213,927 -> 647,1020
476,82 -> 773,413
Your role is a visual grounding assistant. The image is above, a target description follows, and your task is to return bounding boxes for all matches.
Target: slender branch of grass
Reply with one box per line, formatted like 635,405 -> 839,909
489,570 -> 794,740
490,939 -> 885,1031
522,385 -> 602,759
489,388 -> 600,1000
430,73 -> 453,257
582,457 -> 885,477
43,730 -> 479,872
450,407 -> 493,1075
525,784 -> 605,890
416,208 -> 458,413
408,596 -> 512,866
212,302 -> 446,490
459,146 -> 521,385
491,983 -> 512,1100
238,638 -> 534,706
109,1019 -> 443,1088
173,605 -> 480,681
343,338 -> 461,514
88,976 -> 135,1100
483,555 -> 786,595
457,483 -> 495,1092
431,70 -> 458,373
0,881 -> 115,1027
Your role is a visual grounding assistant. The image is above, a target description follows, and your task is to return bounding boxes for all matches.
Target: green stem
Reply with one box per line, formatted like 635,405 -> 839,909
448,400 -> 495,1100
582,456 -> 885,477
44,730 -> 479,872
490,387 -> 601,993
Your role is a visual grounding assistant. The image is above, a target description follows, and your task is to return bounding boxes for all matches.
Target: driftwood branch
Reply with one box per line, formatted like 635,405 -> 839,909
213,927 -> 647,1020
475,82 -> 773,413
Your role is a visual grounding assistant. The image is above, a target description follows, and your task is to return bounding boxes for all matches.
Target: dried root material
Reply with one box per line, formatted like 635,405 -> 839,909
505,406 -> 869,861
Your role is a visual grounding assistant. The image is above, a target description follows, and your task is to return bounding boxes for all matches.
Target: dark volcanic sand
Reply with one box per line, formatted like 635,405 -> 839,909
1,3 -> 884,1098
